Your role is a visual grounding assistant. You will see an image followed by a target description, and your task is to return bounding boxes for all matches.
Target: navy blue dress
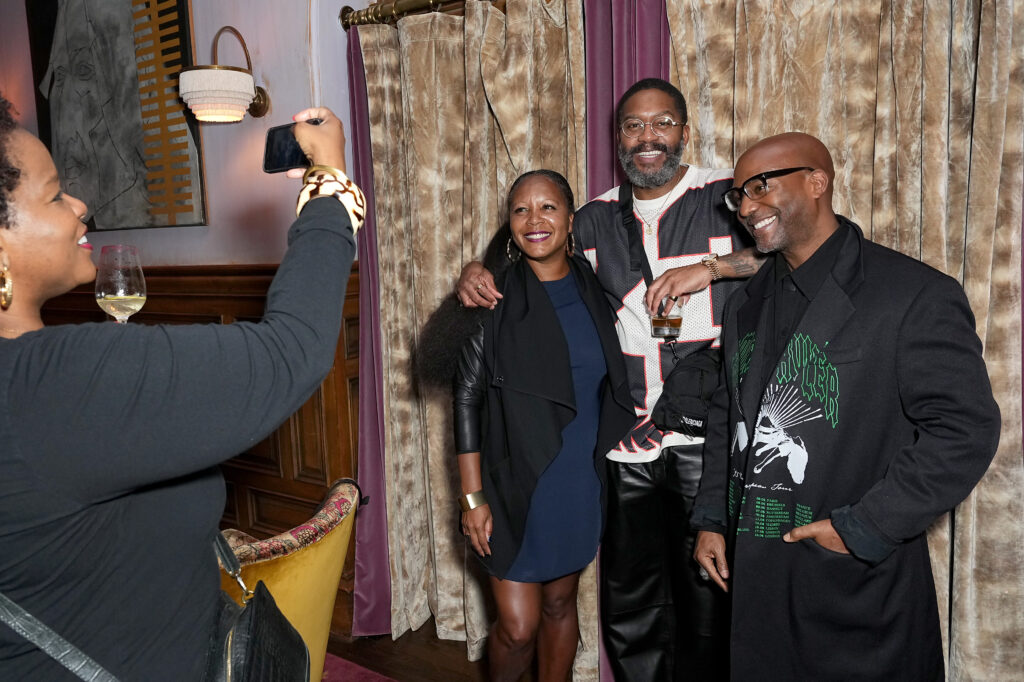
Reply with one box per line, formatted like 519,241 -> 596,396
504,272 -> 607,582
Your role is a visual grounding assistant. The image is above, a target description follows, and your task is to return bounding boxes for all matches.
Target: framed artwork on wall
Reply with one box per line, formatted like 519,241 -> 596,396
25,0 -> 208,231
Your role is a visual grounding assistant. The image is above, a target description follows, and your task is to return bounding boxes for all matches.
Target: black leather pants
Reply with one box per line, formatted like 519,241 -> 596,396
601,445 -> 729,682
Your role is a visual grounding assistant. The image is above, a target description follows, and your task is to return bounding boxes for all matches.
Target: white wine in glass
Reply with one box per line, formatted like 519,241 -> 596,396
95,245 -> 147,324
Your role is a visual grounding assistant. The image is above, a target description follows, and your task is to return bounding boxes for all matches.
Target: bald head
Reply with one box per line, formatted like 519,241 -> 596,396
730,132 -> 840,268
735,132 -> 835,204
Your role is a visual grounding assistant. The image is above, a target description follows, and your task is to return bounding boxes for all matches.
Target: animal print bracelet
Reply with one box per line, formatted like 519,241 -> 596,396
296,165 -> 366,235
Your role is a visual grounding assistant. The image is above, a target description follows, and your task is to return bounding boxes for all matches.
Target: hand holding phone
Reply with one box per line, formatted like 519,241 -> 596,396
267,108 -> 347,177
263,123 -> 309,173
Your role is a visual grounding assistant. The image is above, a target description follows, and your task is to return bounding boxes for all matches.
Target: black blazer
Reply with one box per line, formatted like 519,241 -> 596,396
453,256 -> 635,578
693,218 -> 1000,679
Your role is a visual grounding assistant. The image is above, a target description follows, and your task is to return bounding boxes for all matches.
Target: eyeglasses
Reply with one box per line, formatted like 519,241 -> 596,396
620,116 -> 683,139
722,167 -> 815,212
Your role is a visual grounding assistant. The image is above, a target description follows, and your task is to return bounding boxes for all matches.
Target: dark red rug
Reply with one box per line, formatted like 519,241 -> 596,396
321,653 -> 398,681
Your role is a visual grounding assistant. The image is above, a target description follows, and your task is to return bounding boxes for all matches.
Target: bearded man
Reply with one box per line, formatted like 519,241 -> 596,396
459,79 -> 763,681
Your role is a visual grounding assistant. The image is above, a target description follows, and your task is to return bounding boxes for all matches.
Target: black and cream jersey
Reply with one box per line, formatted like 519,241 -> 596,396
574,165 -> 750,463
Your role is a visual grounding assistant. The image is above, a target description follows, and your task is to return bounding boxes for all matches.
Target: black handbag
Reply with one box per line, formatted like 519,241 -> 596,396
207,532 -> 310,682
650,346 -> 721,437
0,534 -> 309,682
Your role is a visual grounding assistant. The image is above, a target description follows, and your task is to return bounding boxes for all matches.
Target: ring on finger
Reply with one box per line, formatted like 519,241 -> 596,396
475,283 -> 483,291
670,295 -> 679,302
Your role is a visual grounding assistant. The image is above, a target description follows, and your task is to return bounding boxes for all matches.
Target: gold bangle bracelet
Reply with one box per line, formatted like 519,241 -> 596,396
458,490 -> 488,512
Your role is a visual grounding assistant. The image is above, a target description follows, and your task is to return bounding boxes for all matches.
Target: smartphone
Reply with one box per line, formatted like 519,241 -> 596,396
263,123 -> 309,173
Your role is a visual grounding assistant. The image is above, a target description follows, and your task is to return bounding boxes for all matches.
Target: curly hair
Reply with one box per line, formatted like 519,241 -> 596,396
0,93 -> 21,229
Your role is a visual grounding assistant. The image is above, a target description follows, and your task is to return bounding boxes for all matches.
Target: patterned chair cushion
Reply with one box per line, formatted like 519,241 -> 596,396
221,480 -> 357,566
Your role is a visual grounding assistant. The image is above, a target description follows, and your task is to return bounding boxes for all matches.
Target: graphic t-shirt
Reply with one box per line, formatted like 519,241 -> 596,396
728,330 -> 842,537
727,226 -> 848,537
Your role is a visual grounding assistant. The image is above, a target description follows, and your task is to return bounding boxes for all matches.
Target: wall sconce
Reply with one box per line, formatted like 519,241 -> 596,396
179,26 -> 270,123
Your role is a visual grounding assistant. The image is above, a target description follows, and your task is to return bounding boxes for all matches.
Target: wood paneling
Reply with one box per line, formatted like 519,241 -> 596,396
41,262 -> 360,633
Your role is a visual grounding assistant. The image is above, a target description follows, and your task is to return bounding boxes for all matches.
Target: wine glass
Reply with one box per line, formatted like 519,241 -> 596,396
95,245 -> 147,323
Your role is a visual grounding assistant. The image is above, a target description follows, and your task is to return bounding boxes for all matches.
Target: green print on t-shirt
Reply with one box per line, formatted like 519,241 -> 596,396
774,333 -> 840,428
729,332 -> 842,538
753,496 -> 790,538
733,332 -> 757,382
729,479 -> 741,519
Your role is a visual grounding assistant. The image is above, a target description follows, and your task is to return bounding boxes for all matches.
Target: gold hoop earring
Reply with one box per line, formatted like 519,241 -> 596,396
506,237 -> 521,263
0,263 -> 12,310
566,232 -> 576,258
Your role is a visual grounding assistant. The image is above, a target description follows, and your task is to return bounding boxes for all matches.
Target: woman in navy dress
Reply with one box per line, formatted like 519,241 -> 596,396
453,170 -> 634,681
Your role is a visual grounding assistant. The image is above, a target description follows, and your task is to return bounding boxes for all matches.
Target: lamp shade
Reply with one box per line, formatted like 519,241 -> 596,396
179,66 -> 255,122
178,26 -> 269,123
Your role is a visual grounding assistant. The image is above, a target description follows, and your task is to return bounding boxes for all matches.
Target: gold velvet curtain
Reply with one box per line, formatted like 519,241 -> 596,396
358,0 -> 1022,677
358,0 -> 593,671
668,1 -> 1023,678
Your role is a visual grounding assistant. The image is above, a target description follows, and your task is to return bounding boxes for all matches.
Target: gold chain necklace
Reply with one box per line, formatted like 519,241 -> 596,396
633,189 -> 675,235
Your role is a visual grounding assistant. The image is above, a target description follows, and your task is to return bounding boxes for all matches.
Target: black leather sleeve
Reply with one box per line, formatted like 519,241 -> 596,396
453,323 -> 486,454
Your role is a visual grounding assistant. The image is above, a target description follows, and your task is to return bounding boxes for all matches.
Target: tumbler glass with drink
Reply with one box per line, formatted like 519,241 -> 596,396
650,296 -> 682,339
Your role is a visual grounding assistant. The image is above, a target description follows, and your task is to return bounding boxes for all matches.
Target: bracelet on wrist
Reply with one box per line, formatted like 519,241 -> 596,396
302,164 -> 348,184
701,253 -> 722,281
296,165 -> 367,235
458,490 -> 488,512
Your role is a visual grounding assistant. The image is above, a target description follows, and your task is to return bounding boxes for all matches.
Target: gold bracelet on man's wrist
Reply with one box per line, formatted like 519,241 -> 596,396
458,490 -> 488,512
296,165 -> 367,235
701,253 -> 723,281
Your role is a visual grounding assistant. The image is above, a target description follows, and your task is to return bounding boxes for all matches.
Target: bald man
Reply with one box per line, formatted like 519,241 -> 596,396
690,133 -> 1000,679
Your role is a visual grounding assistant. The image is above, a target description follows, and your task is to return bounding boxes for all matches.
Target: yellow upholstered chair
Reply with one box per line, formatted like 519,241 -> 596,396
219,479 -> 360,682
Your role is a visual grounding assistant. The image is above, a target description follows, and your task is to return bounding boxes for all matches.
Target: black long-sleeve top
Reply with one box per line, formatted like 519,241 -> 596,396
0,197 -> 355,680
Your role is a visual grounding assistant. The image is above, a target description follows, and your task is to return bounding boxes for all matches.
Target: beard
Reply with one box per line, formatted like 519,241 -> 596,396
750,227 -> 782,254
747,201 -> 813,258
745,210 -> 790,255
618,139 -> 684,189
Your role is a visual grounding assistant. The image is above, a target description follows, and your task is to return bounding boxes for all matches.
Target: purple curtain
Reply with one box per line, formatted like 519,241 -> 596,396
583,3 -> 670,678
584,0 -> 671,199
347,26 -> 392,637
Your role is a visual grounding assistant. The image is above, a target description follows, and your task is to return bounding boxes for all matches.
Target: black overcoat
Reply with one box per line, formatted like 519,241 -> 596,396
454,256 -> 636,578
693,218 -> 1000,680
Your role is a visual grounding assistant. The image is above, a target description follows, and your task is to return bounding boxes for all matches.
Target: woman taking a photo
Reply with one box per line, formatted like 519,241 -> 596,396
453,170 -> 634,681
0,95 -> 359,680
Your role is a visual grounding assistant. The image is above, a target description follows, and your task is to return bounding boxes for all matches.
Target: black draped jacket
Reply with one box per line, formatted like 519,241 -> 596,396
453,256 -> 635,578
